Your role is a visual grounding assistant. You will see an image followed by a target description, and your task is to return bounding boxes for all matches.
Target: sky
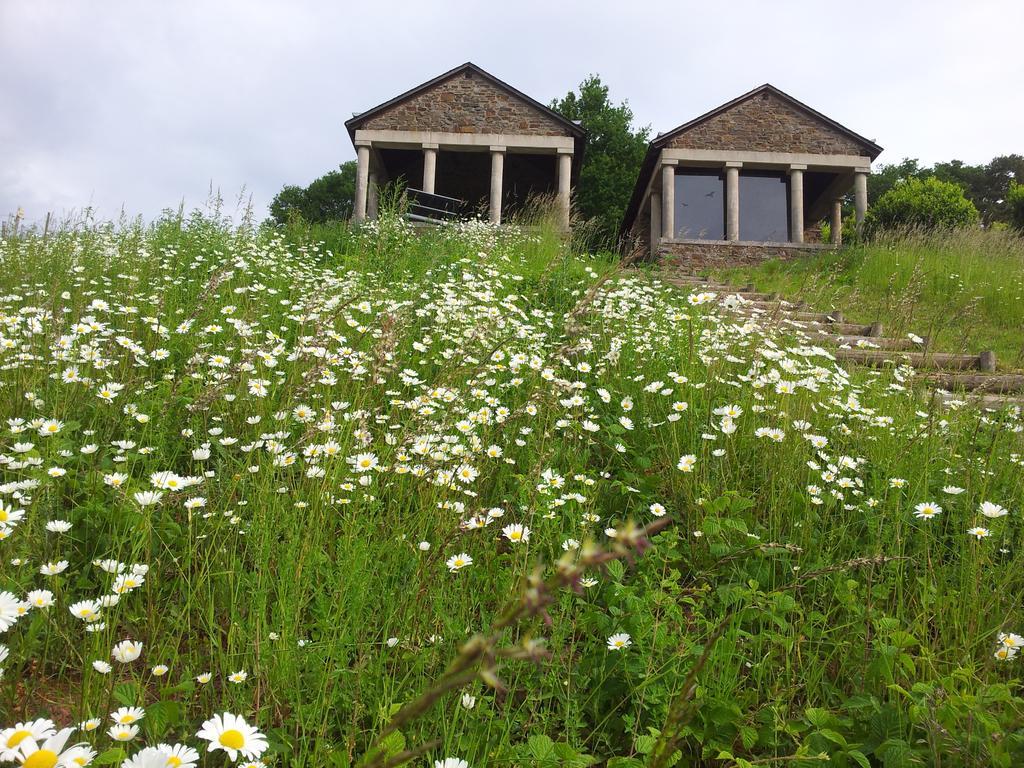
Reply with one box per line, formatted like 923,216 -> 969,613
3,0 -> 1022,225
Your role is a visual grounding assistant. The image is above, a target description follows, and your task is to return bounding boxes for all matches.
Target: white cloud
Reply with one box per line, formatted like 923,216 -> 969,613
2,0 -> 1022,223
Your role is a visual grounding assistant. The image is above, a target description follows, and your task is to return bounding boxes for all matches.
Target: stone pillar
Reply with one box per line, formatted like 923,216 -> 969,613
661,162 -> 675,239
725,162 -> 742,241
422,143 -> 438,195
854,168 -> 869,234
831,199 -> 843,246
367,170 -> 379,220
353,141 -> 371,223
789,164 -> 806,244
489,146 -> 505,225
557,149 -> 572,230
650,190 -> 662,257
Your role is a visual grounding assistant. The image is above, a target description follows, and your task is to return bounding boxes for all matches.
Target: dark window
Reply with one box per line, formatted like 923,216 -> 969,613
739,172 -> 790,242
674,169 -> 724,240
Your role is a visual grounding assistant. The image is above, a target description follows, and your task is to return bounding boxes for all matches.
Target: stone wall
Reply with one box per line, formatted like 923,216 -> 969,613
667,92 -> 865,155
624,195 -> 652,259
656,241 -> 834,269
363,72 -> 571,136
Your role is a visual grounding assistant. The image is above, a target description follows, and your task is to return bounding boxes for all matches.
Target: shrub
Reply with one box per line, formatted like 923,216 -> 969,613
867,176 -> 978,233
1008,180 -> 1024,232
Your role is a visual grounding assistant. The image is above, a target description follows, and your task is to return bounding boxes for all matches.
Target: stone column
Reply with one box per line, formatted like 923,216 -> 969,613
831,199 -> 843,246
650,190 -> 662,256
854,168 -> 869,234
367,170 -> 379,220
557,149 -> 572,230
661,162 -> 675,239
789,164 -> 806,244
422,143 -> 438,195
725,162 -> 742,241
489,146 -> 505,224
353,141 -> 371,223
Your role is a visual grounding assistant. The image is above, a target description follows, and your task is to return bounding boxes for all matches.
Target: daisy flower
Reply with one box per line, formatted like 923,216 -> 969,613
913,502 -> 942,520
196,712 -> 269,762
446,553 -> 473,572
0,719 -> 56,758
979,501 -> 1008,518
607,633 -> 632,651
501,524 -> 530,543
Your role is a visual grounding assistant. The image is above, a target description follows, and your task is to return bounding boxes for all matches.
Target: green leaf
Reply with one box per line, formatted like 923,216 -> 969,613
805,707 -> 833,728
378,730 -> 406,758
112,682 -> 140,707
92,749 -> 127,766
528,734 -> 555,761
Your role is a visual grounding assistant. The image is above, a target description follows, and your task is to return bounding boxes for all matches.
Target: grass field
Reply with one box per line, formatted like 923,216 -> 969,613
714,228 -> 1024,368
1,212 -> 1023,768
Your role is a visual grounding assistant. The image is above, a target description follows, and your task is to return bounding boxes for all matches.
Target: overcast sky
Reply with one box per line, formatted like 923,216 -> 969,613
3,0 -> 1022,224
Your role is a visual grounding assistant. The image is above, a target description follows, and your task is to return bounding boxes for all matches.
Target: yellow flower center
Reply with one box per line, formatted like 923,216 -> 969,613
119,714 -> 133,723
6,730 -> 30,747
0,510 -> 8,521
24,750 -> 59,768
219,729 -> 245,750
166,756 -> 183,767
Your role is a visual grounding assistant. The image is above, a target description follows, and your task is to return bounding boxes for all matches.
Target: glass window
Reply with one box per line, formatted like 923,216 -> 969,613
674,169 -> 724,240
739,172 -> 790,242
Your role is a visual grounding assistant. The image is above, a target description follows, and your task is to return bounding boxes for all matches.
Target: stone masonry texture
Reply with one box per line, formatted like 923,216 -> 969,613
362,72 -> 571,136
667,91 -> 864,155
656,241 -> 832,269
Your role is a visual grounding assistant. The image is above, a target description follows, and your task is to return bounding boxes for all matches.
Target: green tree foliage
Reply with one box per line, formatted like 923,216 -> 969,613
867,158 -> 929,205
868,155 -> 1024,226
269,161 -> 357,225
868,177 -> 979,232
551,75 -> 650,241
1008,181 -> 1024,231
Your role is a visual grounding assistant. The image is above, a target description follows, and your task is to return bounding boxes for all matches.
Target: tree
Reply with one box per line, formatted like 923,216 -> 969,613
551,75 -> 650,241
867,177 -> 979,232
867,158 -> 929,205
269,161 -> 357,225
1008,181 -> 1024,232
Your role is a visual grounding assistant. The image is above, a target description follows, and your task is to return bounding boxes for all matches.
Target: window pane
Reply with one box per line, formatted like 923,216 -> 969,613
739,172 -> 789,242
675,170 -> 724,240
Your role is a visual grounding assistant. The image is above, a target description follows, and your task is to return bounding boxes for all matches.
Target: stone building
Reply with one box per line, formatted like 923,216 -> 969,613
345,63 -> 585,227
620,84 -> 883,266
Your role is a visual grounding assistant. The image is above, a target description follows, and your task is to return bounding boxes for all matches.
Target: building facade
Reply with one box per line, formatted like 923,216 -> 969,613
345,63 -> 585,227
621,85 -> 883,266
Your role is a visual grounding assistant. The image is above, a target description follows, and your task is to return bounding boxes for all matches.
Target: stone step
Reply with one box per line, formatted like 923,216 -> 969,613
726,298 -> 807,310
732,306 -> 844,324
815,334 -> 923,351
722,291 -> 777,302
923,373 -> 1024,394
662,277 -> 741,291
795,319 -> 877,337
834,349 -> 995,372
931,391 -> 1024,410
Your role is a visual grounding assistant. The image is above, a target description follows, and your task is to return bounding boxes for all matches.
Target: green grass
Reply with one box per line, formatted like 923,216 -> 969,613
713,227 -> 1024,368
1,213 -> 1023,767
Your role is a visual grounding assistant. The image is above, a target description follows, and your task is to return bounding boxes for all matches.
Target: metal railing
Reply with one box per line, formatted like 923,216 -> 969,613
404,189 -> 469,224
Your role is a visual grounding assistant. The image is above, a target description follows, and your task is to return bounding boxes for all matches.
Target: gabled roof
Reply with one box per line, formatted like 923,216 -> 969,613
344,62 -> 586,142
652,83 -> 882,157
619,84 -> 883,239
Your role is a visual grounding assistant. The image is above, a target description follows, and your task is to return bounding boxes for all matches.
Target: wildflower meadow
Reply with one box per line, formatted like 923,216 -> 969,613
1,210 -> 1023,767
